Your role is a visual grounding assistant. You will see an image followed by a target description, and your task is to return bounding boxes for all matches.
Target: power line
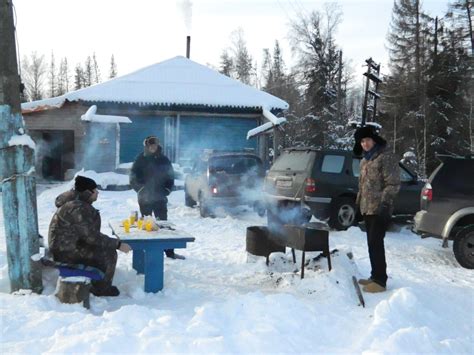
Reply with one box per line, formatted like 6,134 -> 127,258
12,1 -> 22,77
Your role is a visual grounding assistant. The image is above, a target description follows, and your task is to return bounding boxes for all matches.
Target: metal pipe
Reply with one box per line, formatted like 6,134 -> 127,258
186,36 -> 191,58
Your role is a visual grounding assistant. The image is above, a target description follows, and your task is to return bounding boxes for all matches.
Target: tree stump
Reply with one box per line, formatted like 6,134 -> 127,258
55,277 -> 91,309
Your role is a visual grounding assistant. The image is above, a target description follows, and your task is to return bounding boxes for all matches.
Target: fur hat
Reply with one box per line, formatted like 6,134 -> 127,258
143,136 -> 160,146
353,125 -> 386,156
75,175 -> 98,192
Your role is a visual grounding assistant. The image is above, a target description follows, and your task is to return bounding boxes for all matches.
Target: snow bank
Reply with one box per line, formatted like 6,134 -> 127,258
73,169 -> 130,189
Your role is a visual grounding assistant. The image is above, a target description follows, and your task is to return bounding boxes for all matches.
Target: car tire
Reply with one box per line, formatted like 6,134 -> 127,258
253,201 -> 266,217
328,197 -> 356,231
267,201 -> 308,226
453,225 -> 474,269
199,193 -> 213,218
267,206 -> 280,227
184,187 -> 196,207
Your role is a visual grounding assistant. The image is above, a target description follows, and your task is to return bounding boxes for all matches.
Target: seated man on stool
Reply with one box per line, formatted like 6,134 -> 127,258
48,176 -> 131,296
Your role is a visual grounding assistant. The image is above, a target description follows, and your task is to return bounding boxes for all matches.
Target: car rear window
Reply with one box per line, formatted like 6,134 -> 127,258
271,151 -> 314,171
431,159 -> 474,194
209,156 -> 261,174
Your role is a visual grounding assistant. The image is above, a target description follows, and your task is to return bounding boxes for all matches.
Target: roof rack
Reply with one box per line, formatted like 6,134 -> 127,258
200,148 -> 258,159
435,153 -> 473,162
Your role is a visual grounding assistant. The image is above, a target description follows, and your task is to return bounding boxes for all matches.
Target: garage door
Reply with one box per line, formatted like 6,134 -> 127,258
120,116 -> 166,163
178,115 -> 258,165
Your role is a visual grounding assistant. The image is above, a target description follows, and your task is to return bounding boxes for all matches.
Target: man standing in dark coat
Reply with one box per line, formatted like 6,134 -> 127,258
354,126 -> 400,293
130,136 -> 183,259
48,176 -> 131,296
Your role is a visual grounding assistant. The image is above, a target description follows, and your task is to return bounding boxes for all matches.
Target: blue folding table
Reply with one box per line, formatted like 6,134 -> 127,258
109,219 -> 195,293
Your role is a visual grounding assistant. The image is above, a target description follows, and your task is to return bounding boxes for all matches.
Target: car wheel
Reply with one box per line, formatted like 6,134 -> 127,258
253,201 -> 266,217
453,225 -> 474,269
199,193 -> 213,218
257,206 -> 266,217
267,201 -> 308,226
328,197 -> 356,231
267,206 -> 280,227
184,187 -> 196,207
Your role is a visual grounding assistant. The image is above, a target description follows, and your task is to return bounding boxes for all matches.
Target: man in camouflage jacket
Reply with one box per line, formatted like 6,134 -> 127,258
354,126 -> 400,293
48,176 -> 131,296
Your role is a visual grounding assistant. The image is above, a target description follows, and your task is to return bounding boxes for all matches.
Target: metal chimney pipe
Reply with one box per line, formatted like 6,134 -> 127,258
186,36 -> 191,58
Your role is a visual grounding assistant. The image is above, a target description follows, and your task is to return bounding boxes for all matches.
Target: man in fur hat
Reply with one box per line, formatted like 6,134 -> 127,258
48,175 -> 131,297
130,136 -> 184,259
354,125 -> 400,293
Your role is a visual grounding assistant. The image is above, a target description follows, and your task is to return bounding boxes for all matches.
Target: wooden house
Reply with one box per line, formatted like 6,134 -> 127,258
21,56 -> 288,179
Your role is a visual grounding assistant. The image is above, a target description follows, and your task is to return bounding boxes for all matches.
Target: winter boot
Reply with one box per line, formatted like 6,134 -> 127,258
362,282 -> 386,293
165,249 -> 186,260
90,285 -> 120,297
358,278 -> 373,286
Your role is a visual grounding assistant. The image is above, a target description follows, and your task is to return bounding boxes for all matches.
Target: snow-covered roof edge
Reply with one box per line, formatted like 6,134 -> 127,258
247,109 -> 287,139
80,105 -> 131,124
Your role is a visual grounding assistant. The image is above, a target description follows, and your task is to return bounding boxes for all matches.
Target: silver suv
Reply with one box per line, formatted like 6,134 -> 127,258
414,155 -> 474,269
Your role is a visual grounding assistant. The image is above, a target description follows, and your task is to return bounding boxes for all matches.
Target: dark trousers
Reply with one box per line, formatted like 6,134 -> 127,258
139,200 -> 174,257
364,215 -> 388,287
139,200 -> 168,220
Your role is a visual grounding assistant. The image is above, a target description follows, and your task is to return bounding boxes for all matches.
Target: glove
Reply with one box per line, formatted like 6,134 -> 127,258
377,203 -> 391,222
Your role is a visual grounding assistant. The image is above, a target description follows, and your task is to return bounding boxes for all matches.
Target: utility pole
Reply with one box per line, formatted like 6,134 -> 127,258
336,50 -> 343,122
0,0 -> 42,293
361,58 -> 382,126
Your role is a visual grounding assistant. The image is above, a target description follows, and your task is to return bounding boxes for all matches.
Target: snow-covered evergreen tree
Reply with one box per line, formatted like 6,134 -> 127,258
83,56 -> 93,87
74,63 -> 84,90
109,54 -> 117,79
48,51 -> 57,98
230,28 -> 253,85
288,3 -> 347,148
219,50 -> 233,77
92,52 -> 101,84
57,57 -> 70,95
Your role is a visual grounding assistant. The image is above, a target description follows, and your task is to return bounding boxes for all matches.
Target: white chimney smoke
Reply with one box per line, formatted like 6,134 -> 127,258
177,0 -> 193,34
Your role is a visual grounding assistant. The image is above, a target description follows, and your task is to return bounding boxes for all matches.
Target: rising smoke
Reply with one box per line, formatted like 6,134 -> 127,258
177,0 -> 193,34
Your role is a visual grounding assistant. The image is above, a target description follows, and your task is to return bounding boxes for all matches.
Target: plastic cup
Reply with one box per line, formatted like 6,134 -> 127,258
137,219 -> 143,230
145,220 -> 152,232
130,215 -> 136,225
123,219 -> 130,233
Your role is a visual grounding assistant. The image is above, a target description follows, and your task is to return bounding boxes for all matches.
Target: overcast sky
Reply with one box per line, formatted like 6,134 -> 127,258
13,0 -> 449,83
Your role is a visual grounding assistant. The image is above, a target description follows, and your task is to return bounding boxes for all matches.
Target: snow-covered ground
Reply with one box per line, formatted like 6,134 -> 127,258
1,180 -> 473,354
